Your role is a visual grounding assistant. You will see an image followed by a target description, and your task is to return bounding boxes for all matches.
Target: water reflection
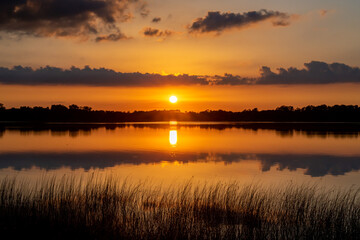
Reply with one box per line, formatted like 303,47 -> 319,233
169,130 -> 177,145
1,122 -> 360,139
0,123 -> 359,181
0,151 -> 359,177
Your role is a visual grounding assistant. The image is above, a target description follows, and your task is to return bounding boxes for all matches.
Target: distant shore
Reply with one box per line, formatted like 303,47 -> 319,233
1,104 -> 360,123
1,121 -> 360,132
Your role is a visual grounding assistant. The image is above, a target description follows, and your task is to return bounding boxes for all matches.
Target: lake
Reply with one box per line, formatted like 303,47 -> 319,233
0,122 -> 359,188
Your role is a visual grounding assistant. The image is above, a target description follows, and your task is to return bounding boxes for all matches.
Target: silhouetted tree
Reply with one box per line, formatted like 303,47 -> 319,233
276,105 -> 294,112
0,104 -> 359,122
81,106 -> 92,111
69,104 -> 80,110
51,104 -> 68,111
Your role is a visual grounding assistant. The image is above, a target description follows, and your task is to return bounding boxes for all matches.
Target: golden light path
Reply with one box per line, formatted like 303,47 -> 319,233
169,130 -> 178,145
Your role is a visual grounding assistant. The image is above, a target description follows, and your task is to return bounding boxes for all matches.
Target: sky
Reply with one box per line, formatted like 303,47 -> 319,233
0,0 -> 360,111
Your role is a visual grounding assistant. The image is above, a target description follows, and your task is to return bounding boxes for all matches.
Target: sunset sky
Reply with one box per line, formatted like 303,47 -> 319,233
0,0 -> 360,111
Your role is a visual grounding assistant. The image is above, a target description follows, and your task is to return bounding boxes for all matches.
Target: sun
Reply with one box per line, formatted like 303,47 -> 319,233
169,96 -> 178,103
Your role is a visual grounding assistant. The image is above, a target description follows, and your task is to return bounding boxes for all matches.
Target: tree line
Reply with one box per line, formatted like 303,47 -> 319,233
0,103 -> 360,122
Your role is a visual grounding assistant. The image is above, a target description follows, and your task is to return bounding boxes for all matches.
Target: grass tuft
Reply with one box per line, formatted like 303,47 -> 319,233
0,176 -> 359,239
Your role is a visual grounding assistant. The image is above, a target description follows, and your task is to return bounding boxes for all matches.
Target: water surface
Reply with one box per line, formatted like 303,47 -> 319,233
0,122 -> 359,187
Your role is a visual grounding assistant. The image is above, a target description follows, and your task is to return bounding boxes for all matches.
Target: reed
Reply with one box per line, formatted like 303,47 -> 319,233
0,176 -> 358,239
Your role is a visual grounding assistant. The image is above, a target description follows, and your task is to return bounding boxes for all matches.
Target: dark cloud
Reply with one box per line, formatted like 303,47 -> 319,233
95,32 -> 129,42
212,74 -> 253,85
272,19 -> 290,26
257,61 -> 360,84
0,0 -> 148,40
189,10 -> 290,34
0,61 -> 359,86
0,65 -> 208,86
152,17 -> 161,23
212,61 -> 360,85
142,27 -> 174,38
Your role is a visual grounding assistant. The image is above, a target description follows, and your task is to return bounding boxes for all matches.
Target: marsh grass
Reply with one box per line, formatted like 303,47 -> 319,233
0,175 -> 359,239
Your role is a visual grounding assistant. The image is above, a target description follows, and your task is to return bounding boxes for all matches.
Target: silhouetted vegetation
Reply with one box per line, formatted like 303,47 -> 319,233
1,104 -> 360,122
0,176 -> 358,239
2,122 -> 360,137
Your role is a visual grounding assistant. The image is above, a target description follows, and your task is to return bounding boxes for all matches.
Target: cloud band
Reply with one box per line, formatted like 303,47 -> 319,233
0,61 -> 359,86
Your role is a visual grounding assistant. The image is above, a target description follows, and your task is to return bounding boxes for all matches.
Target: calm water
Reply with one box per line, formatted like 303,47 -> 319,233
0,122 -> 359,187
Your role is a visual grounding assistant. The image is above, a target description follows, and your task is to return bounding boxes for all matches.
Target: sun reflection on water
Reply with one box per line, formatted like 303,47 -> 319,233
169,130 -> 177,145
169,121 -> 178,125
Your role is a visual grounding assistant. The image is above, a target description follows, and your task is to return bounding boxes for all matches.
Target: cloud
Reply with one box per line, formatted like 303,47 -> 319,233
95,32 -> 129,42
211,74 -> 253,85
212,61 -> 360,85
0,0 -> 148,41
188,10 -> 291,34
142,27 -> 174,38
0,61 -> 359,86
318,9 -> 335,17
152,17 -> 161,23
272,19 -> 290,26
319,9 -> 328,16
256,61 -> 360,84
0,65 -> 208,86
138,2 -> 150,17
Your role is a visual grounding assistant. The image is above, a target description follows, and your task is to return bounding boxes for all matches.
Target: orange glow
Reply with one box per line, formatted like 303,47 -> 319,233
1,84 -> 360,112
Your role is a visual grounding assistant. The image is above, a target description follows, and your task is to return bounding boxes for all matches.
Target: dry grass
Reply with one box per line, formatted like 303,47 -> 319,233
0,175 -> 359,239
